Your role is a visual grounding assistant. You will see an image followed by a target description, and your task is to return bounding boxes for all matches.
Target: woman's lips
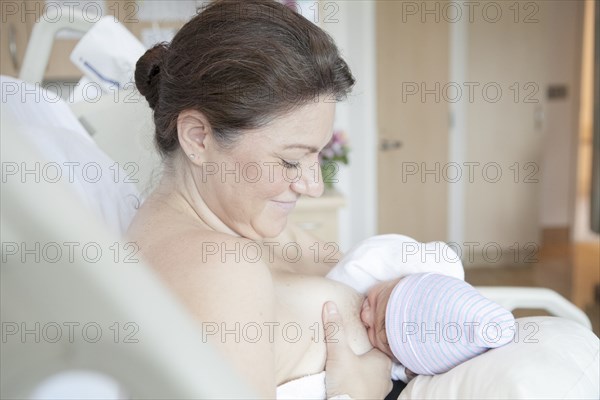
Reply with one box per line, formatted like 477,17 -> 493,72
271,200 -> 297,211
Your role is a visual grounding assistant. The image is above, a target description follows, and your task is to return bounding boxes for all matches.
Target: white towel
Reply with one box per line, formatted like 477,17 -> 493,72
277,372 -> 326,400
326,234 -> 464,295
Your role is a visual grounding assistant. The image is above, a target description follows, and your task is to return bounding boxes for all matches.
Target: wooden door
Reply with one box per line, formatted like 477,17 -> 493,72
463,2 -> 547,259
376,1 -> 550,265
376,1 -> 450,242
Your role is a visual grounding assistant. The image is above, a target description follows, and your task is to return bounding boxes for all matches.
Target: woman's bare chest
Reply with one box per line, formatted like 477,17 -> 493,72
271,271 -> 372,385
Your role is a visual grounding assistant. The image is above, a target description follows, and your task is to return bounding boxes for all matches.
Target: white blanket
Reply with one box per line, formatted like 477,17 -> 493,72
277,318 -> 600,400
276,366 -> 404,400
326,234 -> 464,295
277,372 -> 326,400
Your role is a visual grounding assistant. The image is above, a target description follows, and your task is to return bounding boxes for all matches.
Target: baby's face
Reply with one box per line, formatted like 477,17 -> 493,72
360,278 -> 400,360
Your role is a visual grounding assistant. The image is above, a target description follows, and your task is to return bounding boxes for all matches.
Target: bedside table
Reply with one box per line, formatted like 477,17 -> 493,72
288,189 -> 346,243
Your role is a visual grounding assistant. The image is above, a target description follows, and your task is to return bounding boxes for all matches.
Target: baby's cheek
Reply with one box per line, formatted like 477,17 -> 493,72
382,343 -> 393,359
381,343 -> 397,361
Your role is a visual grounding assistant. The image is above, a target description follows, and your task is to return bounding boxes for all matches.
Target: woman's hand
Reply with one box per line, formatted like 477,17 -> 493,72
322,302 -> 392,399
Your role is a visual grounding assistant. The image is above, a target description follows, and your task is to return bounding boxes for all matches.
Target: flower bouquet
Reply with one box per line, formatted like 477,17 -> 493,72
319,130 -> 350,189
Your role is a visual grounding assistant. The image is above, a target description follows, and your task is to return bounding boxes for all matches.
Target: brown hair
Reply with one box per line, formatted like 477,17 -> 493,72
135,0 -> 355,158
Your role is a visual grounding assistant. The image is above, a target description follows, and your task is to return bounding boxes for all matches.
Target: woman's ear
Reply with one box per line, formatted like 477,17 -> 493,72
177,109 -> 211,162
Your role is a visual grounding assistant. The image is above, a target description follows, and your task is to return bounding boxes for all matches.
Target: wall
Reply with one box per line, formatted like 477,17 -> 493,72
320,1 -> 584,251
572,0 -> 599,242
539,1 -> 584,229
319,1 -> 378,251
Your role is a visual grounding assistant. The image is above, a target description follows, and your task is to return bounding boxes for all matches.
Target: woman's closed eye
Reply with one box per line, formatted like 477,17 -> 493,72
280,159 -> 301,169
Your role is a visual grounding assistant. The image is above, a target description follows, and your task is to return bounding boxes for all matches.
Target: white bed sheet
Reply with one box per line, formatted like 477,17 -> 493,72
276,317 -> 599,400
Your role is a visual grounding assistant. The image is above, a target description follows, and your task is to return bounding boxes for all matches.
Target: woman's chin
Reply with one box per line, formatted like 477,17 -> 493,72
252,213 -> 289,240
259,219 -> 288,239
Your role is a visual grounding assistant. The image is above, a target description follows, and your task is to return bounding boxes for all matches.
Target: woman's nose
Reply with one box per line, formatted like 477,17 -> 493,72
290,163 -> 324,197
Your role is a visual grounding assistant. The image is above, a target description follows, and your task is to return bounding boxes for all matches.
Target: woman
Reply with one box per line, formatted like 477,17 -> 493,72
127,0 -> 392,398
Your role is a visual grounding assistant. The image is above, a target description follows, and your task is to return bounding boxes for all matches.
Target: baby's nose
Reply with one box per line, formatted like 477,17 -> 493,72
360,301 -> 371,327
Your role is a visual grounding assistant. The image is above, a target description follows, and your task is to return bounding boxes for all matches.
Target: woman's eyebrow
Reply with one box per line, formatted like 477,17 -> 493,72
282,144 -> 319,153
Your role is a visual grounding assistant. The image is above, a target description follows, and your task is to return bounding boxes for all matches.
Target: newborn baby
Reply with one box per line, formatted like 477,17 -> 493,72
326,234 -> 515,380
360,272 -> 515,377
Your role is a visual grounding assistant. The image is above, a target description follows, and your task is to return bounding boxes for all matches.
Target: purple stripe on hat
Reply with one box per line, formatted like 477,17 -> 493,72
441,289 -> 482,356
418,276 -> 466,372
386,273 -> 434,374
385,273 -> 516,375
410,274 -> 454,373
435,283 -> 485,371
457,295 -> 492,346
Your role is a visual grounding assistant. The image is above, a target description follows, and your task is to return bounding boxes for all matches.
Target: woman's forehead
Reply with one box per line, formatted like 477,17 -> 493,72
253,100 -> 335,143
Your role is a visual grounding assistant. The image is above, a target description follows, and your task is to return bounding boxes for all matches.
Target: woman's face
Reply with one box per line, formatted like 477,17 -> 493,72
198,99 -> 336,240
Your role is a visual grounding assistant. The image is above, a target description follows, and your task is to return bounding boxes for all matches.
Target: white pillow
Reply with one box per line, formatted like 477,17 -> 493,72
1,75 -> 140,236
400,316 -> 600,399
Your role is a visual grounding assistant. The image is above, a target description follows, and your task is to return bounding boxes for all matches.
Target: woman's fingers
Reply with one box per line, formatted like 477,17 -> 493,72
322,301 -> 350,399
322,301 -> 348,361
322,301 -> 393,399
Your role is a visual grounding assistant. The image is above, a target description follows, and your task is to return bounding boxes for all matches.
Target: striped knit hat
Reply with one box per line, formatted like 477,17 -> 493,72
385,272 -> 516,375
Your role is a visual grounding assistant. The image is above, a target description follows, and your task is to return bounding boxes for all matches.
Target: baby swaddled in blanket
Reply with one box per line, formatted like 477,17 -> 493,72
326,234 -> 516,382
277,234 -> 516,399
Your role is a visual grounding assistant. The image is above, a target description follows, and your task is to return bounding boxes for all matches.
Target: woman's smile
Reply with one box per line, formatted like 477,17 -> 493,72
270,200 -> 298,212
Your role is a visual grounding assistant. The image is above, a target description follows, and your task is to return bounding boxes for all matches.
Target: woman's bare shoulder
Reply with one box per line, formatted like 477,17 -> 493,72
134,225 -> 278,398
166,227 -> 275,307
129,215 -> 277,337
127,203 -> 268,273
127,221 -> 273,317
144,226 -> 271,281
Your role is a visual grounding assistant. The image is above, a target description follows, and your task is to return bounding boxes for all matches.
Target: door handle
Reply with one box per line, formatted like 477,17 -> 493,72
534,105 -> 545,132
8,24 -> 19,71
380,139 -> 403,151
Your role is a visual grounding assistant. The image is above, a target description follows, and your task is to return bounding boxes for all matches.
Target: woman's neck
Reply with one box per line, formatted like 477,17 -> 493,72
151,154 -> 241,238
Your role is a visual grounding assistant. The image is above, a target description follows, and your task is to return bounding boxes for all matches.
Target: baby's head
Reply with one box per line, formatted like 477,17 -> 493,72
360,272 -> 516,375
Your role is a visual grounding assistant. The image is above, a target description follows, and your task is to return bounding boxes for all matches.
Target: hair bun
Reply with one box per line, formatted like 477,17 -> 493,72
135,43 -> 168,109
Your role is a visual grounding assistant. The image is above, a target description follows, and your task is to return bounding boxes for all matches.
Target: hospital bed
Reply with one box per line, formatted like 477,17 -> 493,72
1,11 -> 598,399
